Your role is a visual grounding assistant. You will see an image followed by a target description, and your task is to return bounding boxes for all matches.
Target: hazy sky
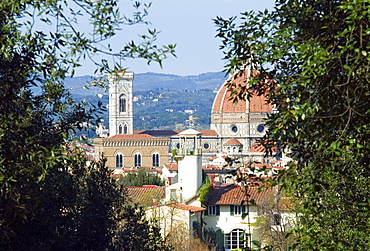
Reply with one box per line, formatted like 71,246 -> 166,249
75,0 -> 275,76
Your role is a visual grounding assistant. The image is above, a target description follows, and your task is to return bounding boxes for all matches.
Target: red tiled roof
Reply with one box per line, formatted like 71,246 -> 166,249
125,186 -> 165,206
211,69 -> 273,115
212,82 -> 247,114
208,156 -> 228,161
123,169 -> 138,173
109,133 -> 155,139
250,141 -> 278,153
250,141 -> 266,152
164,163 -> 178,171
249,93 -> 273,113
198,130 -> 218,136
270,160 -> 282,164
202,165 -> 224,170
224,138 -> 243,146
144,167 -> 162,173
155,203 -> 206,213
246,163 -> 284,171
206,185 -> 273,205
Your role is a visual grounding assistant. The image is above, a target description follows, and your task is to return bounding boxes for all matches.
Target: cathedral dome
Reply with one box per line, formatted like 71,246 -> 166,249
211,70 -> 273,115
211,72 -> 247,114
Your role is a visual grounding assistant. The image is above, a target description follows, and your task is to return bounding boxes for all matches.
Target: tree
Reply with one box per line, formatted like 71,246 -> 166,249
0,0 -> 174,249
215,0 -> 370,250
115,204 -> 172,251
120,168 -> 165,187
253,191 -> 295,251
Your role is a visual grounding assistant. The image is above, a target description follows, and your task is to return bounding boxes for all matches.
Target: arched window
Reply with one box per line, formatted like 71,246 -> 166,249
119,95 -> 126,113
225,229 -> 247,250
124,124 -> 128,134
116,153 -> 123,168
227,146 -> 231,153
134,152 -> 141,167
152,153 -> 160,167
118,124 -> 123,134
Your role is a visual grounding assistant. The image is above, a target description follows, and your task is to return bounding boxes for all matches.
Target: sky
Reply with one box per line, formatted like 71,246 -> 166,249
75,0 -> 275,77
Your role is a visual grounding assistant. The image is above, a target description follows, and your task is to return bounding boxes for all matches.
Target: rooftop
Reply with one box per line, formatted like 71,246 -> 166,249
206,184 -> 273,205
125,186 -> 166,206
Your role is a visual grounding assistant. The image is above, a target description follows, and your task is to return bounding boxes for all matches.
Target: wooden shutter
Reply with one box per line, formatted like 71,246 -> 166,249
216,205 -> 220,216
230,205 -> 234,216
242,205 -> 246,213
241,205 -> 248,219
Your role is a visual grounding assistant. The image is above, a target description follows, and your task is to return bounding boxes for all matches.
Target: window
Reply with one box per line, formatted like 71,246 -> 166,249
257,124 -> 265,133
231,125 -> 238,133
225,229 -> 245,250
208,205 -> 216,215
230,205 -> 246,216
152,153 -> 160,167
170,189 -> 177,201
119,124 -> 128,134
227,146 -> 231,153
119,95 -> 126,113
206,205 -> 220,216
203,143 -> 210,149
116,153 -> 123,168
234,205 -> 242,215
134,152 -> 141,167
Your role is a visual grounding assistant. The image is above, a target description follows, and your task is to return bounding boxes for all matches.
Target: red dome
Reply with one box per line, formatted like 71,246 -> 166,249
211,70 -> 273,115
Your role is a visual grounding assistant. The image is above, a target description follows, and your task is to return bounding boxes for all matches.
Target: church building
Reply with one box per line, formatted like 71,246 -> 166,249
94,69 -> 277,171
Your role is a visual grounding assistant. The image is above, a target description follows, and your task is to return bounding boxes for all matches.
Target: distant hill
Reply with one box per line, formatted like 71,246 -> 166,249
133,72 -> 227,91
64,72 -> 227,94
64,72 -> 227,133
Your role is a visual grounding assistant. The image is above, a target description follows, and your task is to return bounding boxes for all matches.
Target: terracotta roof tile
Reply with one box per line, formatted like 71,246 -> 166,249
250,141 -> 278,153
164,163 -> 178,171
202,165 -> 224,170
155,203 -> 206,213
211,69 -> 273,115
198,130 -> 218,136
206,185 -> 272,205
224,138 -> 243,145
109,133 -> 155,139
249,93 -> 273,113
212,83 -> 247,114
125,186 -> 165,206
123,169 -> 138,173
246,163 -> 284,171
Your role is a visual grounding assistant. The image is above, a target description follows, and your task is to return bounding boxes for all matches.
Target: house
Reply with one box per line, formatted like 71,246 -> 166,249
161,163 -> 178,185
203,184 -> 294,251
146,203 -> 205,241
125,186 -> 166,207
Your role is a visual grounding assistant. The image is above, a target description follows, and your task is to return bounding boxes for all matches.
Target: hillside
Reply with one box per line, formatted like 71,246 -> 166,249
64,71 -> 227,94
66,72 -> 226,133
133,72 -> 226,91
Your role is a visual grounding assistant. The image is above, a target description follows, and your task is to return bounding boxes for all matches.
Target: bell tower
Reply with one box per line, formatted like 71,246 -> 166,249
108,71 -> 134,136
175,129 -> 203,202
